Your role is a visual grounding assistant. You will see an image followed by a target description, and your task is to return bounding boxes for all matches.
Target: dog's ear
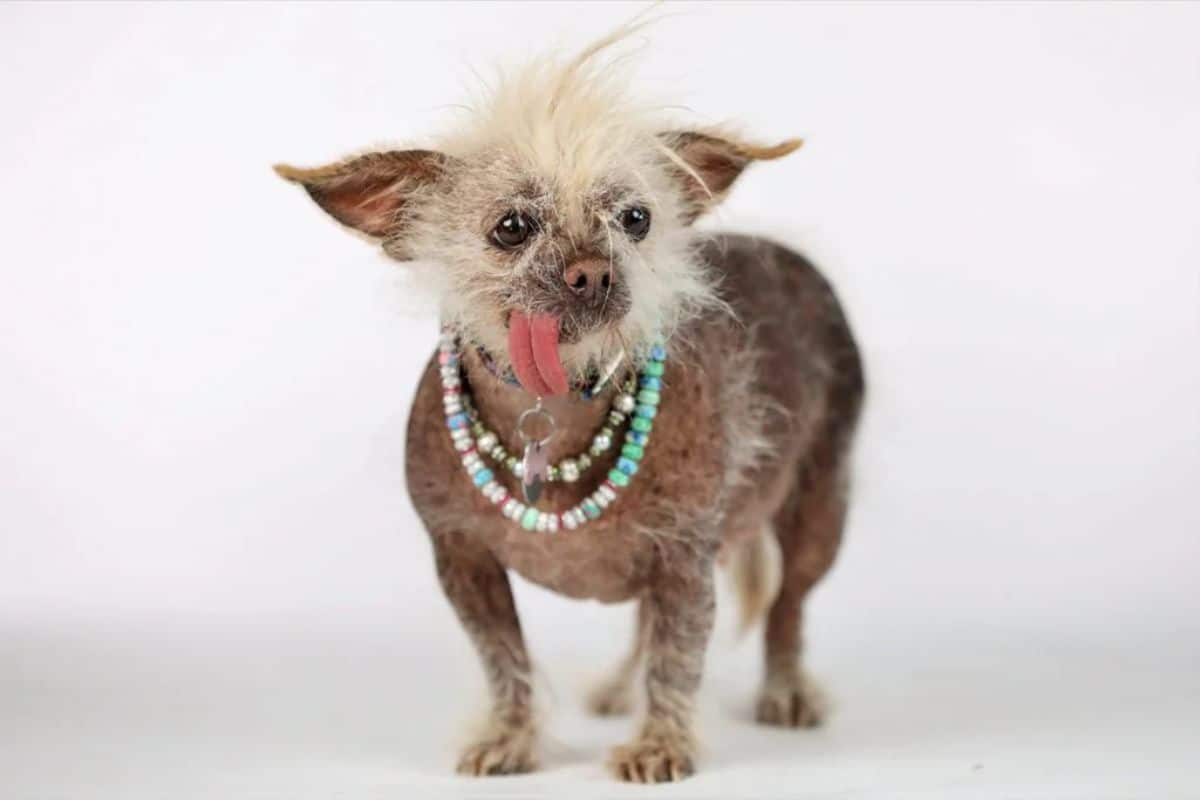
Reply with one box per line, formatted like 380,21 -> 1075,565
274,150 -> 451,243
660,132 -> 802,223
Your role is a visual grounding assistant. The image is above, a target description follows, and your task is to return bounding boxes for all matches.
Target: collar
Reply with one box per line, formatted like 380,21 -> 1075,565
471,343 -> 627,401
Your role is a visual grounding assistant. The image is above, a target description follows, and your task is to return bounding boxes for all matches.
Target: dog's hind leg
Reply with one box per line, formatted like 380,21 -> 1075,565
755,447 -> 847,728
587,598 -> 651,716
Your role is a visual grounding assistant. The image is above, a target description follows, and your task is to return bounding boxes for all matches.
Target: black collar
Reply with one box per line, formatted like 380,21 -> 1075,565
472,344 -> 621,401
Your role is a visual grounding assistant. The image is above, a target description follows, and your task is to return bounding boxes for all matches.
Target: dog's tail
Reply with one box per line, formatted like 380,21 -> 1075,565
726,528 -> 781,635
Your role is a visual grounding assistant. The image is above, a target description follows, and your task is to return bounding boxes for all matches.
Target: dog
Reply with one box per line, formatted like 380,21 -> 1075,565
275,27 -> 863,783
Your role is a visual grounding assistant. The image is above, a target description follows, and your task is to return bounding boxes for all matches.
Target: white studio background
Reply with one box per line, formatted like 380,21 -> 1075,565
1,3 -> 1197,799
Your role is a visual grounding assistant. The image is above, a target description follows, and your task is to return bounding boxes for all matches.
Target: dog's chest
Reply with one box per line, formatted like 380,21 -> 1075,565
406,354 -> 729,602
463,499 -> 659,602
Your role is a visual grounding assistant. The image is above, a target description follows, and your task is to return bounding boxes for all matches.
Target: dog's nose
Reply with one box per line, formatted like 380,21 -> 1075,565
562,258 -> 614,304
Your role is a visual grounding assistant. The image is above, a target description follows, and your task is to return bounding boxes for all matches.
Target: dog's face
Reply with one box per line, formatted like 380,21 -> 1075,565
276,52 -> 798,395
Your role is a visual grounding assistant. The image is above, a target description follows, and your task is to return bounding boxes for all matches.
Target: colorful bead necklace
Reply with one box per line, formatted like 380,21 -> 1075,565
466,375 -> 638,484
438,330 -> 666,532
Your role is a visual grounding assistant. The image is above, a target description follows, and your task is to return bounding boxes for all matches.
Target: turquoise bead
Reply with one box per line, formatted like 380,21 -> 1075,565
621,443 -> 644,460
617,457 -> 638,476
635,404 -> 657,419
643,361 -> 664,377
583,499 -> 602,518
631,417 -> 653,433
639,376 -> 661,391
626,430 -> 649,446
608,469 -> 630,488
650,344 -> 667,361
473,468 -> 494,486
637,389 -> 660,405
521,508 -> 538,530
447,413 -> 469,429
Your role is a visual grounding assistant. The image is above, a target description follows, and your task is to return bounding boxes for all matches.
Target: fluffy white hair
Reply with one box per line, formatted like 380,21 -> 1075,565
414,22 -> 723,373
277,19 -> 800,376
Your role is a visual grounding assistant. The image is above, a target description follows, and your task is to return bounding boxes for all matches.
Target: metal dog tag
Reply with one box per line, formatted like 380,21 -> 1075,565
521,439 -> 549,504
516,399 -> 555,505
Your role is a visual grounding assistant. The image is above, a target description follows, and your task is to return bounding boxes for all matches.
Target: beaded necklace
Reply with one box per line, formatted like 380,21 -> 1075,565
468,375 -> 637,484
438,330 -> 666,532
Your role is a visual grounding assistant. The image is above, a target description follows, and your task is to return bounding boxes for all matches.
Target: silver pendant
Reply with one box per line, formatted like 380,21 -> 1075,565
521,439 -> 549,504
516,399 -> 556,505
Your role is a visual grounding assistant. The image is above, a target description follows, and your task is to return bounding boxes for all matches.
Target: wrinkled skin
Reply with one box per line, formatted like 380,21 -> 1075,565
407,234 -> 864,781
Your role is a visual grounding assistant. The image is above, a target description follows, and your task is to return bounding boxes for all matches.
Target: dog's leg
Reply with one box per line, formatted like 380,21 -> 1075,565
756,456 -> 845,728
587,598 -> 650,716
433,531 -> 537,775
610,551 -> 715,782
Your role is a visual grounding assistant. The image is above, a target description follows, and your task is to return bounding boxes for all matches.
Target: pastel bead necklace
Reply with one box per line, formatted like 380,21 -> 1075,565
466,375 -> 638,484
438,330 -> 665,532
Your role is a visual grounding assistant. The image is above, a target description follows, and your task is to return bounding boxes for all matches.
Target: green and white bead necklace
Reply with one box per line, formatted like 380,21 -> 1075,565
467,376 -> 637,484
439,330 -> 666,532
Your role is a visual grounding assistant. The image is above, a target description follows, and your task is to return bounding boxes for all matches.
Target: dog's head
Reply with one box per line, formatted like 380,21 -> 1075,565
276,33 -> 799,396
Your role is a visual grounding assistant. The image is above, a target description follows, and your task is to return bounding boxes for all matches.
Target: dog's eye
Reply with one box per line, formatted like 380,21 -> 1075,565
619,206 -> 651,241
492,211 -> 535,249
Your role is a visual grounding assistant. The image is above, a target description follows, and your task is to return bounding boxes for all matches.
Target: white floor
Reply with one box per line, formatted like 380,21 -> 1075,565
5,611 -> 1196,800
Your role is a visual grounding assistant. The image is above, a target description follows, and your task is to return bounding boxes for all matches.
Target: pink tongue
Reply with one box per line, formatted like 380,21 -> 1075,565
507,312 -> 569,396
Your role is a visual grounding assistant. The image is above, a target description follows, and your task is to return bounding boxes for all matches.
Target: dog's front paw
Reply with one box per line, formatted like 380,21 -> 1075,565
456,721 -> 537,776
609,730 -> 695,783
755,671 -> 828,728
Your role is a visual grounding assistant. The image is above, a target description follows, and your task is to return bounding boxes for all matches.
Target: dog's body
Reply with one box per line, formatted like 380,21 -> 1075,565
407,234 -> 862,778
277,29 -> 863,782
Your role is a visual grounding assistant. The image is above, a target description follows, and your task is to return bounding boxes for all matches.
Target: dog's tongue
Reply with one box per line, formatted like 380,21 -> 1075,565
507,311 -> 569,396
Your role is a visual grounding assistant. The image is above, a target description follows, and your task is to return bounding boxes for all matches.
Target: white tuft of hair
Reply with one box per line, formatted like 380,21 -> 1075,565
415,15 -> 726,374
727,528 -> 783,634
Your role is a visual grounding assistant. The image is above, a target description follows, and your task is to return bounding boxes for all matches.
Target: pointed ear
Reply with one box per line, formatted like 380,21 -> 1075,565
659,132 -> 802,223
274,150 -> 451,241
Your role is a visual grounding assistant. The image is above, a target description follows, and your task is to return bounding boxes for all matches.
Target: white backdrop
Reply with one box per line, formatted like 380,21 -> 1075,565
2,3 -> 1198,798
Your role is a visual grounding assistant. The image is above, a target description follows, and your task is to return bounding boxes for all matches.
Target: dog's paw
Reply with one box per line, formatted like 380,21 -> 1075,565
456,723 -> 537,776
586,679 -> 634,717
609,731 -> 695,783
755,671 -> 828,728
